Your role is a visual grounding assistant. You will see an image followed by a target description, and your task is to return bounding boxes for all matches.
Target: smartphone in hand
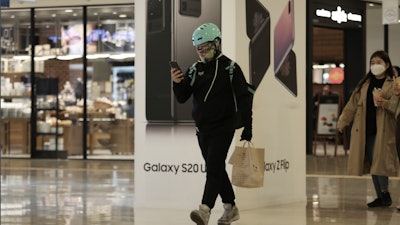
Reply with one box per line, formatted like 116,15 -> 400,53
169,61 -> 181,71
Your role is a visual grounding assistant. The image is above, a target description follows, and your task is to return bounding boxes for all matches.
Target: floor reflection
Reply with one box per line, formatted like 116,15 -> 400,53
306,154 -> 400,225
1,159 -> 134,225
1,155 -> 400,224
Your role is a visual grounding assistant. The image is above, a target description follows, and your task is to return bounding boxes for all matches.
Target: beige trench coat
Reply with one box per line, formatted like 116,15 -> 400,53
337,76 -> 399,176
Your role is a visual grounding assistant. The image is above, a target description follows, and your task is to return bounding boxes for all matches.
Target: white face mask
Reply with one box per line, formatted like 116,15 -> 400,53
371,64 -> 386,76
199,48 -> 216,63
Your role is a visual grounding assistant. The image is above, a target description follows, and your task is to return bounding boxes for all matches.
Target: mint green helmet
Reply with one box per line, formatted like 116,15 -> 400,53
192,23 -> 221,46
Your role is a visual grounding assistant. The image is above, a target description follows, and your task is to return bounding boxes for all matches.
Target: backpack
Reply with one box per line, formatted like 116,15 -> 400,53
189,60 -> 255,129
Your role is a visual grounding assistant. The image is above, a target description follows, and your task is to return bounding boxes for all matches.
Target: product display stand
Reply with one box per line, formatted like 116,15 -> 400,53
313,95 -> 347,156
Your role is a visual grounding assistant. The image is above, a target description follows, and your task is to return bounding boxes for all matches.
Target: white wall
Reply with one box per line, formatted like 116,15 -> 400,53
366,7 -> 400,68
223,0 -> 307,208
134,0 -> 306,211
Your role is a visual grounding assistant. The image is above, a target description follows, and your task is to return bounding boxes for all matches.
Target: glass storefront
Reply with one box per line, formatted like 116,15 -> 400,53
0,4 -> 134,160
1,9 -> 32,158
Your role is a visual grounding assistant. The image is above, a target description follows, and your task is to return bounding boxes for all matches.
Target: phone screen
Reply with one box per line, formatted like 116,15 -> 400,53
169,61 -> 181,71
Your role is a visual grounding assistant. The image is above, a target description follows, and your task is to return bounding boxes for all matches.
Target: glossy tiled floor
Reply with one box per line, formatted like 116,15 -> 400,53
1,159 -> 134,225
1,145 -> 400,225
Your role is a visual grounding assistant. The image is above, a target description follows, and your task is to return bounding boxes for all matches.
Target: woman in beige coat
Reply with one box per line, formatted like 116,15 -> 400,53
337,50 -> 399,208
391,66 -> 400,211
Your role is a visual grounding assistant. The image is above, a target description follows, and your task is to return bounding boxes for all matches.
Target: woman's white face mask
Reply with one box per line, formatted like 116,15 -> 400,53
370,64 -> 386,76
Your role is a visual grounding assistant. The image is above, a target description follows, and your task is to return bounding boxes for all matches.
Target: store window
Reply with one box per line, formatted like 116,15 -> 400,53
1,4 -> 134,160
31,7 -> 84,159
86,6 -> 134,159
1,9 -> 32,157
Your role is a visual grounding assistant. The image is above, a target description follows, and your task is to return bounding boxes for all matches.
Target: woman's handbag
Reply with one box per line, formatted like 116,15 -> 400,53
229,141 -> 265,188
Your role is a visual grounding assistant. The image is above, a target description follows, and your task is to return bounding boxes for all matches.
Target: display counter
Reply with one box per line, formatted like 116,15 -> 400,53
1,112 -> 134,155
62,111 -> 134,155
1,118 -> 31,154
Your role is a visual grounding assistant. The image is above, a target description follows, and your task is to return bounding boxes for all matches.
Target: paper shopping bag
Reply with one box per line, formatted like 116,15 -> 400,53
229,142 -> 265,188
229,142 -> 251,168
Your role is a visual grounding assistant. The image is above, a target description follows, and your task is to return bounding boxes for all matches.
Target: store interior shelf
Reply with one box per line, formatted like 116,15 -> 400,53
32,150 -> 67,159
1,95 -> 31,99
33,77 -> 66,159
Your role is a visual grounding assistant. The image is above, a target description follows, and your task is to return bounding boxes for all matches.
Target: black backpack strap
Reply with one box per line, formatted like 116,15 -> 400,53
189,62 -> 198,87
226,60 -> 255,129
247,84 -> 255,94
226,60 -> 235,82
226,60 -> 238,112
226,60 -> 255,106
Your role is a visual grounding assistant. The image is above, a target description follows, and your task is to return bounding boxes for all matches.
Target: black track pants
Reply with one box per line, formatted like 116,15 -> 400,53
197,130 -> 235,209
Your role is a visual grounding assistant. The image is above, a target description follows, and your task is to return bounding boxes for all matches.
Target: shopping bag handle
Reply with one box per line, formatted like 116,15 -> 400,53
242,141 -> 254,148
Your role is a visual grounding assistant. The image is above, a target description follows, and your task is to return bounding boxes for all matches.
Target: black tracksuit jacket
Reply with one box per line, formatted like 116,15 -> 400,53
173,55 -> 252,134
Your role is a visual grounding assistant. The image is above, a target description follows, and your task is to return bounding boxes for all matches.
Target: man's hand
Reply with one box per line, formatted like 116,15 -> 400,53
171,68 -> 184,83
240,127 -> 252,141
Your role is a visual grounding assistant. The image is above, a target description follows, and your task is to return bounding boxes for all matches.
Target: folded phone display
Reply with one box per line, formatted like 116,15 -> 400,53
246,0 -> 270,90
274,0 -> 297,97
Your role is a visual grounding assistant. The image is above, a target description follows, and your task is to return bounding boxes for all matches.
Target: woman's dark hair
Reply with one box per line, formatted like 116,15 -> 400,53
355,50 -> 395,93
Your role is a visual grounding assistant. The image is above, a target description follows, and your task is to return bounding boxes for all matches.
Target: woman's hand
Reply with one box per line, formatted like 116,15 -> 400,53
337,127 -> 343,133
171,68 -> 184,83
374,96 -> 387,108
393,78 -> 400,96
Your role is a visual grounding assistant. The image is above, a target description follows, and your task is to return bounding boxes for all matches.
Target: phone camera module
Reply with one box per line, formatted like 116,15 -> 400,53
288,2 -> 291,13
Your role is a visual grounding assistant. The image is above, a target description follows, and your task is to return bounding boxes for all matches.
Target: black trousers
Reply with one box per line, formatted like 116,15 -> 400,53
197,130 -> 235,209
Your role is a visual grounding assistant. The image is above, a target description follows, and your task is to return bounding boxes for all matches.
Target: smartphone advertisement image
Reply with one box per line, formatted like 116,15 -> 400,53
136,0 -> 307,214
274,0 -> 297,97
275,50 -> 297,96
246,0 -> 270,90
146,0 -> 173,122
146,0 -> 221,123
274,0 -> 294,74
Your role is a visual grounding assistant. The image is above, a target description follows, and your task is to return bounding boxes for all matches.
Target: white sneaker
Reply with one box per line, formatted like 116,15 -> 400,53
217,203 -> 240,225
190,204 -> 210,225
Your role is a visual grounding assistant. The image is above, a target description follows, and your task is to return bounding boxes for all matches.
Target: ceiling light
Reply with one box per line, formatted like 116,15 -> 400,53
119,14 -> 127,18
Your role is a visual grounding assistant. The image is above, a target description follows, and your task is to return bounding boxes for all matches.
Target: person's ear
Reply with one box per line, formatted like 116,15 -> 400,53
214,38 -> 220,48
